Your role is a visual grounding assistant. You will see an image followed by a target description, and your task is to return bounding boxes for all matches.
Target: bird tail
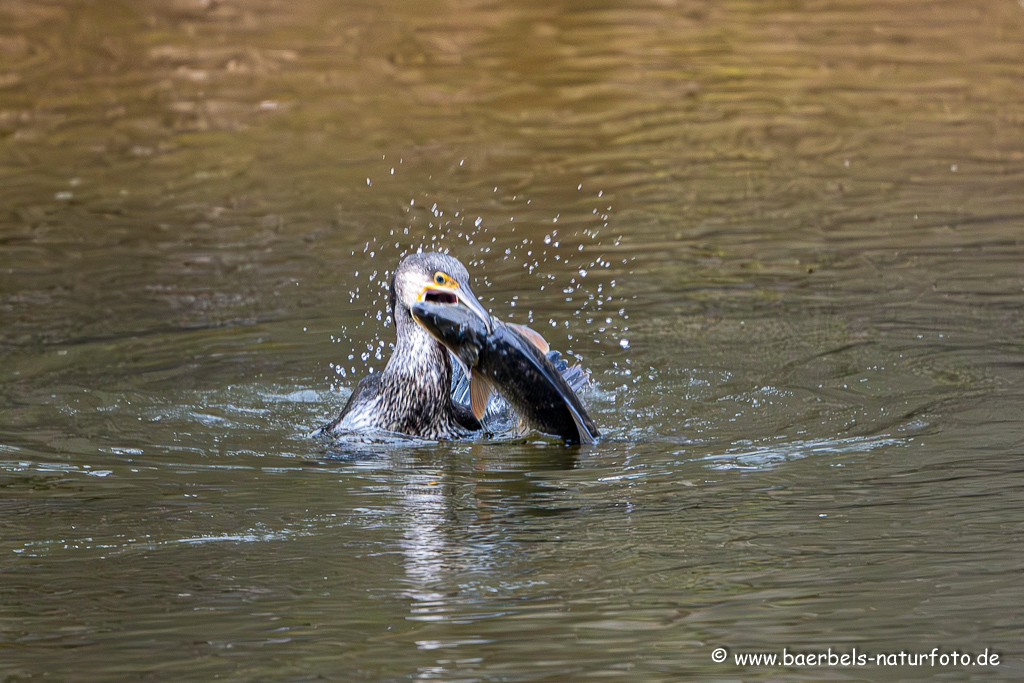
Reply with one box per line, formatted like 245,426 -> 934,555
544,350 -> 591,393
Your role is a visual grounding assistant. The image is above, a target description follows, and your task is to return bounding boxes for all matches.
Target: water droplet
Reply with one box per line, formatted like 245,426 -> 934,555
619,339 -> 630,349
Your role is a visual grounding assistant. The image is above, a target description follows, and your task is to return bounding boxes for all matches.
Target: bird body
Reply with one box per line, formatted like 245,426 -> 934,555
318,252 -> 486,440
318,250 -> 597,444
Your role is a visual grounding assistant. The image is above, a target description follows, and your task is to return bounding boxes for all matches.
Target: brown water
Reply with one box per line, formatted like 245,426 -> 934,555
2,0 -> 1024,680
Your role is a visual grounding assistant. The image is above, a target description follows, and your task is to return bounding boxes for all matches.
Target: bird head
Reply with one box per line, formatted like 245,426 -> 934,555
390,251 -> 491,332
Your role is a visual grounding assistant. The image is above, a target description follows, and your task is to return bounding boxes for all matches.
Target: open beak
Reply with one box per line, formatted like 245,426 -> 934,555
419,282 -> 492,332
454,284 -> 491,332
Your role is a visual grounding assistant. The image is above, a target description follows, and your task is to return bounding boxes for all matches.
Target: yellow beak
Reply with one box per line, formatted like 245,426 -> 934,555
418,282 -> 491,332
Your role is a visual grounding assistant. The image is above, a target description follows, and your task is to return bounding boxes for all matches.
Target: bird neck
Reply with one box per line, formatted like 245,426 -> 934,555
387,308 -> 452,384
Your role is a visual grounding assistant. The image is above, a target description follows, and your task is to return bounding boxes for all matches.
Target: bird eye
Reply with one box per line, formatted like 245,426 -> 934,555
434,273 -> 447,285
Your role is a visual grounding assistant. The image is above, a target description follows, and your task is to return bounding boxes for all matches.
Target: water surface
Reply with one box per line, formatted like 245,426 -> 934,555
2,0 -> 1023,680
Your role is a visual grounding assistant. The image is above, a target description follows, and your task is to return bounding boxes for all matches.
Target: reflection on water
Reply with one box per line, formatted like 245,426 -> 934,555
2,0 -> 1024,679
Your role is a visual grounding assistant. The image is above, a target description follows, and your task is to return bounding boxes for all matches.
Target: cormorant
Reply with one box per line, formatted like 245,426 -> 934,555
318,251 -> 491,440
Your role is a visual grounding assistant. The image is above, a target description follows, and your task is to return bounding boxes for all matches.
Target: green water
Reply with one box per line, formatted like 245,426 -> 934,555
2,0 -> 1023,680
